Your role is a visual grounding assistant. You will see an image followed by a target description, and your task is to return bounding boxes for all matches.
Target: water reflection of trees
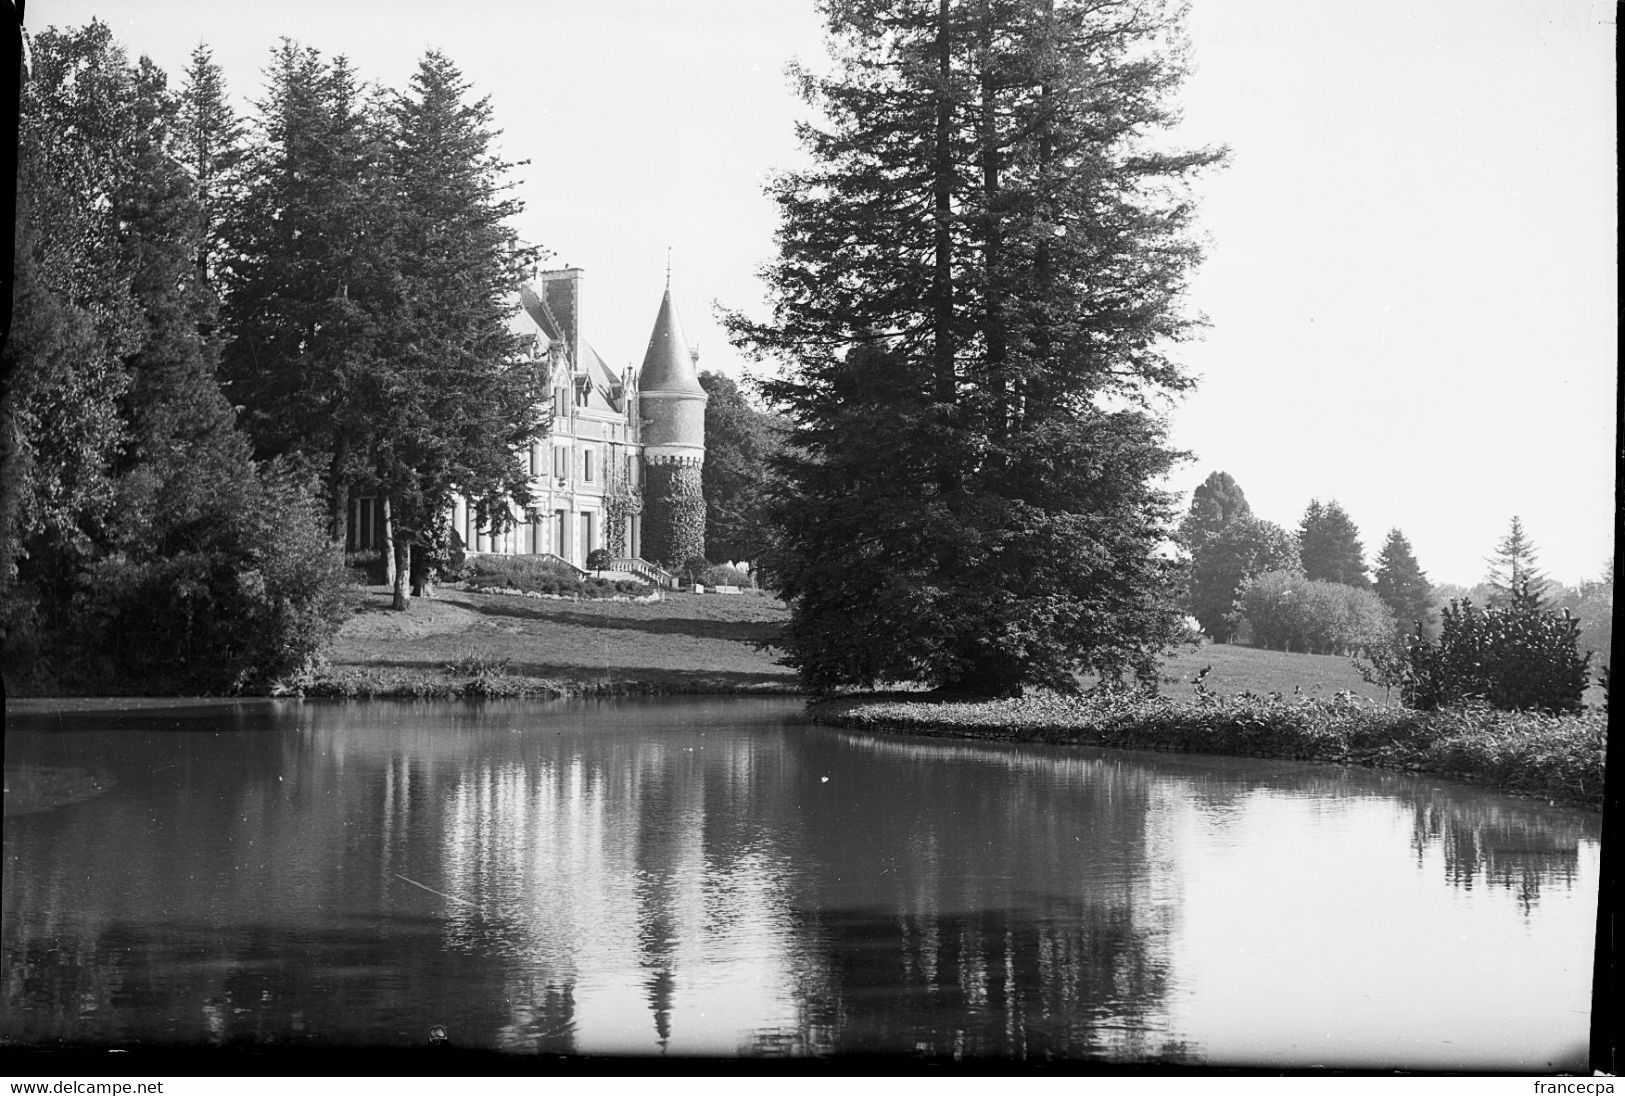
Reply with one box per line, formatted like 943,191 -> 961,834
844,732 -> 1600,914
2,699 -> 1600,1057
744,732 -> 1188,1061
1405,797 -> 1590,913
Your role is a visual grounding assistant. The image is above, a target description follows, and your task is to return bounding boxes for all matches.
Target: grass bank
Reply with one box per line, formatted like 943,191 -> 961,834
811,691 -> 1607,810
288,583 -> 799,698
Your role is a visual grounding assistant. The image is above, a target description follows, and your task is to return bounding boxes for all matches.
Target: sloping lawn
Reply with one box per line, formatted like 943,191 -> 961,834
1154,643 -> 1390,702
308,584 -> 796,696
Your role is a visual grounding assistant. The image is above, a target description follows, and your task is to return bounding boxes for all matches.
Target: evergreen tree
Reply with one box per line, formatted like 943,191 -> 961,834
730,0 -> 1223,695
375,50 -> 546,608
221,44 -> 395,548
1372,528 -> 1433,635
177,43 -> 246,288
699,371 -> 785,566
1297,498 -> 1368,586
5,22 -> 349,691
1485,514 -> 1548,608
5,21 -> 143,633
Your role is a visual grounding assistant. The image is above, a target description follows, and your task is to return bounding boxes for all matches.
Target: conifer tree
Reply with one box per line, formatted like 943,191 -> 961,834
1373,528 -> 1433,635
375,50 -> 546,608
177,43 -> 245,287
730,0 -> 1223,695
1297,498 -> 1369,586
5,22 -> 349,689
221,45 -> 408,552
1485,514 -> 1548,608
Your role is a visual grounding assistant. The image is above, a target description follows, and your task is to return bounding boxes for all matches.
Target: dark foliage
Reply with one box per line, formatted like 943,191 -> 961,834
1373,527 -> 1434,636
1403,586 -> 1591,713
1179,473 -> 1299,643
77,462 -> 356,693
1296,498 -> 1369,586
728,0 -> 1224,697
698,371 -> 785,565
814,690 -> 1607,809
4,22 -> 352,695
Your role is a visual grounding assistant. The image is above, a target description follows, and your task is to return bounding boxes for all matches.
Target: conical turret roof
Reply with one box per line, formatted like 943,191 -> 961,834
638,288 -> 705,397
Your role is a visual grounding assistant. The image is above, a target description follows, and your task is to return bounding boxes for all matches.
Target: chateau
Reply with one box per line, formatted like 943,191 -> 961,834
345,267 -> 708,577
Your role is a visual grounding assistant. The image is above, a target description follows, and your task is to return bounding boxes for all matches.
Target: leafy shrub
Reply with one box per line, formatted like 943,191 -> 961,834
586,548 -> 612,572
681,554 -> 711,584
699,563 -> 751,587
1403,594 -> 1591,713
1239,570 -> 1394,655
78,461 -> 356,693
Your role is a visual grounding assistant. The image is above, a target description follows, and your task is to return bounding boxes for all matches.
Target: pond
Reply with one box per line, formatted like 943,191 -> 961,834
2,696 -> 1599,1068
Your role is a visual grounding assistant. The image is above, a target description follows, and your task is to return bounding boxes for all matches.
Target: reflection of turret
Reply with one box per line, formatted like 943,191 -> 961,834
637,278 -> 707,568
633,752 -> 686,1054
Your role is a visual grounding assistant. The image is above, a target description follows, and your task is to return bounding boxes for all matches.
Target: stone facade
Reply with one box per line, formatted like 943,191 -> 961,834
345,267 -> 707,572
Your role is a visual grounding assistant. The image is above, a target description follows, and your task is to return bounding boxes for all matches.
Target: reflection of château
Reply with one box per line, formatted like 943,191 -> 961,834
345,267 -> 708,572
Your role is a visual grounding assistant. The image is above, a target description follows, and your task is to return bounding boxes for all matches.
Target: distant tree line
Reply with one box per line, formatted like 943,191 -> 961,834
1178,471 -> 1612,684
1,21 -> 545,692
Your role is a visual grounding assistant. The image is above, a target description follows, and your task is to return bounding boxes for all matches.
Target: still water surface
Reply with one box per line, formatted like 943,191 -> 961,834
3,697 -> 1598,1067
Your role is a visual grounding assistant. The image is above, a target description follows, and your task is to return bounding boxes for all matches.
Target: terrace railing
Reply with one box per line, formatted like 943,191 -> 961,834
609,557 -> 677,590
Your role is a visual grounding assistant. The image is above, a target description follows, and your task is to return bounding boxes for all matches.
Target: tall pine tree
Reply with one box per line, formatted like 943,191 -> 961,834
1372,528 -> 1433,635
1485,514 -> 1548,608
177,43 -> 246,288
374,51 -> 546,608
730,0 -> 1223,695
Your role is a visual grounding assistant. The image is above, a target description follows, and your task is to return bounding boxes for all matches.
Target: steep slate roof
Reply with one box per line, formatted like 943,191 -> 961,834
638,288 -> 704,396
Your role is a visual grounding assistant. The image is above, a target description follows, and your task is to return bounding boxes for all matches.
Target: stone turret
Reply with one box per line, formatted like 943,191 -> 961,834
637,283 -> 707,568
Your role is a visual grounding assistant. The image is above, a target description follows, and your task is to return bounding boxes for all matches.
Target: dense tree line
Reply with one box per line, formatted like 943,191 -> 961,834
698,371 -> 786,567
1,21 -> 544,692
731,0 -> 1225,697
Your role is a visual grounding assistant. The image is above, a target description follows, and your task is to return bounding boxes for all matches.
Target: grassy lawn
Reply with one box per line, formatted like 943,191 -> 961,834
311,583 -> 797,695
313,590 -> 1605,708
1154,641 -> 1606,710
1153,643 -> 1390,702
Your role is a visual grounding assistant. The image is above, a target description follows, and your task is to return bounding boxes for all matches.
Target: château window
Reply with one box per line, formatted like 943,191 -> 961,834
553,446 -> 566,479
584,449 -> 595,482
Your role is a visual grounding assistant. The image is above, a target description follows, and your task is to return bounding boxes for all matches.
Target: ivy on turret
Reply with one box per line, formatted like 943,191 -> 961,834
643,459 -> 705,568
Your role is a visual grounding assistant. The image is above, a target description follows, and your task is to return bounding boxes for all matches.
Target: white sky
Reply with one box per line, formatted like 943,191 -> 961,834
28,0 -> 1618,586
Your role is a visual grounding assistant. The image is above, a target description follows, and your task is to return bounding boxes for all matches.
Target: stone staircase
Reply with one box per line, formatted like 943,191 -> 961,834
608,557 -> 678,590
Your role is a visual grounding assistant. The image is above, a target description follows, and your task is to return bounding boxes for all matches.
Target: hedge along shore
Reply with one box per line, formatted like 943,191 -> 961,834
811,692 -> 1607,811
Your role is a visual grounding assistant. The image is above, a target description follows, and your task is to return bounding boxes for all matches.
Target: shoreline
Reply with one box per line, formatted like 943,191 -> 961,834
809,691 -> 1608,812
